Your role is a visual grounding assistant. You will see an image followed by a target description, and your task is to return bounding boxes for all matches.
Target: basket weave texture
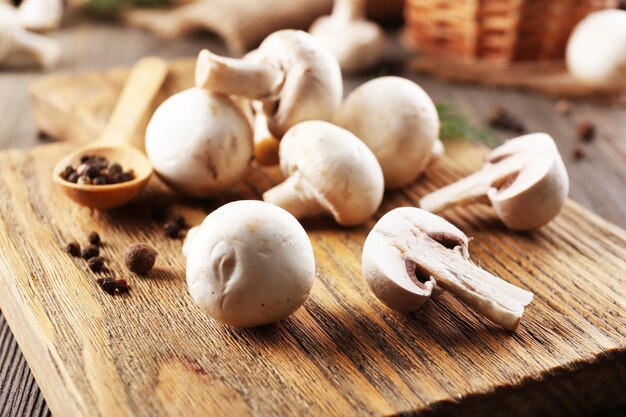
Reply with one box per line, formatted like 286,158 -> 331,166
404,0 -> 618,62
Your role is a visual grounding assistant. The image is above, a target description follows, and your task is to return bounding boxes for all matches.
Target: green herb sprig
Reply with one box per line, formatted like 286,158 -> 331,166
87,0 -> 171,14
436,102 -> 499,147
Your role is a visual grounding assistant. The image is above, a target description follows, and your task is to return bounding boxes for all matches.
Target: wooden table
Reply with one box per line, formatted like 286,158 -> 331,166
1,17 -> 625,417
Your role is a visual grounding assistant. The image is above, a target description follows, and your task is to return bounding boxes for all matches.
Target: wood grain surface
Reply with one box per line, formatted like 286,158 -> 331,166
2,17 -> 626,417
1,58 -> 626,415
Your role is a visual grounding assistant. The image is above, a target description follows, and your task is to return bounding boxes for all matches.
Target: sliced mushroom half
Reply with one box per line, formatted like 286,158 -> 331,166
420,133 -> 569,231
363,207 -> 534,331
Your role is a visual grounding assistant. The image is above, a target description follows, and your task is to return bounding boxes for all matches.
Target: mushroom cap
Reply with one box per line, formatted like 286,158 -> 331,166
566,10 -> 626,87
486,133 -> 569,230
278,120 -> 384,226
362,207 -> 466,313
18,0 -> 63,32
309,15 -> 385,73
336,76 -> 439,189
186,200 -> 316,328
145,88 -> 253,198
249,30 -> 343,138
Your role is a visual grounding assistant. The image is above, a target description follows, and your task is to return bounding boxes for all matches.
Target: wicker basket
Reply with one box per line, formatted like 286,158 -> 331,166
404,0 -> 618,63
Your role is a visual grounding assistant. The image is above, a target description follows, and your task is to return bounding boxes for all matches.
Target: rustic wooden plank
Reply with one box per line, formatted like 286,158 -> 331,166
0,132 -> 624,417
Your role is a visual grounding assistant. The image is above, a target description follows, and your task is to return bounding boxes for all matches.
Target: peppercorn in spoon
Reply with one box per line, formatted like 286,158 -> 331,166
52,57 -> 168,209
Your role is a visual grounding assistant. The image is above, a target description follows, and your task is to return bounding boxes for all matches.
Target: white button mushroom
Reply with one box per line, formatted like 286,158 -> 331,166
420,133 -> 569,231
18,0 -> 63,32
566,10 -> 626,87
0,4 -> 60,69
145,88 -> 253,198
363,207 -> 534,331
185,200 -> 316,328
195,29 -> 343,138
335,76 -> 440,189
263,120 -> 384,226
309,0 -> 386,73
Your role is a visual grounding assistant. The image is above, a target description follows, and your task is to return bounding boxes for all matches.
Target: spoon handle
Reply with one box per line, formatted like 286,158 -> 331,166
98,56 -> 169,147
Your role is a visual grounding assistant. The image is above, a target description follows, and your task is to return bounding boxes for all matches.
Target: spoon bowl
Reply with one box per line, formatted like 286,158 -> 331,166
53,144 -> 153,209
52,57 -> 168,210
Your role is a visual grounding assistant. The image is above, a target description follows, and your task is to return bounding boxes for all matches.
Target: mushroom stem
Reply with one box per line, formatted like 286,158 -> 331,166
332,0 -> 366,21
9,28 -> 60,69
195,49 -> 283,99
253,110 -> 280,166
404,237 -> 533,331
420,159 -> 521,213
263,173 -> 325,220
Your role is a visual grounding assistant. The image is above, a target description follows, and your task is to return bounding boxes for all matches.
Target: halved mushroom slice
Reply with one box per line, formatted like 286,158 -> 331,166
420,133 -> 569,231
362,208 -> 534,331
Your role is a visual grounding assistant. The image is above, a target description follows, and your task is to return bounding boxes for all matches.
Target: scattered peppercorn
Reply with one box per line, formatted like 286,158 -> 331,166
60,154 -> 135,185
87,256 -> 105,272
97,277 -> 118,295
81,244 -> 100,260
577,121 -> 595,142
487,105 -> 525,133
96,277 -> 130,295
573,146 -> 586,160
124,243 -> 158,275
115,278 -> 130,294
66,241 -> 81,257
87,231 -> 101,246
164,221 -> 180,239
172,214 -> 187,229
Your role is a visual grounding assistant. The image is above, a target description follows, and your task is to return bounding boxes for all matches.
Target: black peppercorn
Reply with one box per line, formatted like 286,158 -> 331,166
97,277 -> 117,295
164,221 -> 180,238
124,243 -> 158,275
87,256 -> 105,272
87,231 -> 101,246
172,214 -> 187,229
66,241 -> 81,257
81,244 -> 99,260
115,278 -> 130,294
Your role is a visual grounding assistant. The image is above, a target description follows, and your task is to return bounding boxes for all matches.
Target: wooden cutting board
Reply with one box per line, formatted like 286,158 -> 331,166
1,63 -> 625,417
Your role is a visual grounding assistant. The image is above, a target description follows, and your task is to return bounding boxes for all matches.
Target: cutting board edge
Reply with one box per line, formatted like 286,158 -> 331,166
0,259 -> 86,417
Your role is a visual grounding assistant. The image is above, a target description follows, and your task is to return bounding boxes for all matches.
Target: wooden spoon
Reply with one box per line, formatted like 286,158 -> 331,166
52,57 -> 168,209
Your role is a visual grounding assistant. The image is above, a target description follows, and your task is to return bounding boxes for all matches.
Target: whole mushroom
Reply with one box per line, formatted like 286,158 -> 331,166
263,120 -> 384,226
566,9 -> 626,87
420,133 -> 569,231
309,0 -> 386,73
335,76 -> 441,189
185,200 -> 316,328
363,207 -> 534,331
195,29 -> 343,138
0,4 -> 60,69
145,88 -> 253,198
18,0 -> 63,32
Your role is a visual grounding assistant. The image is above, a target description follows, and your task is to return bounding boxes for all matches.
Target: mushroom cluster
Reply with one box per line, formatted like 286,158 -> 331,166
362,207 -> 534,331
138,27 -> 571,331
